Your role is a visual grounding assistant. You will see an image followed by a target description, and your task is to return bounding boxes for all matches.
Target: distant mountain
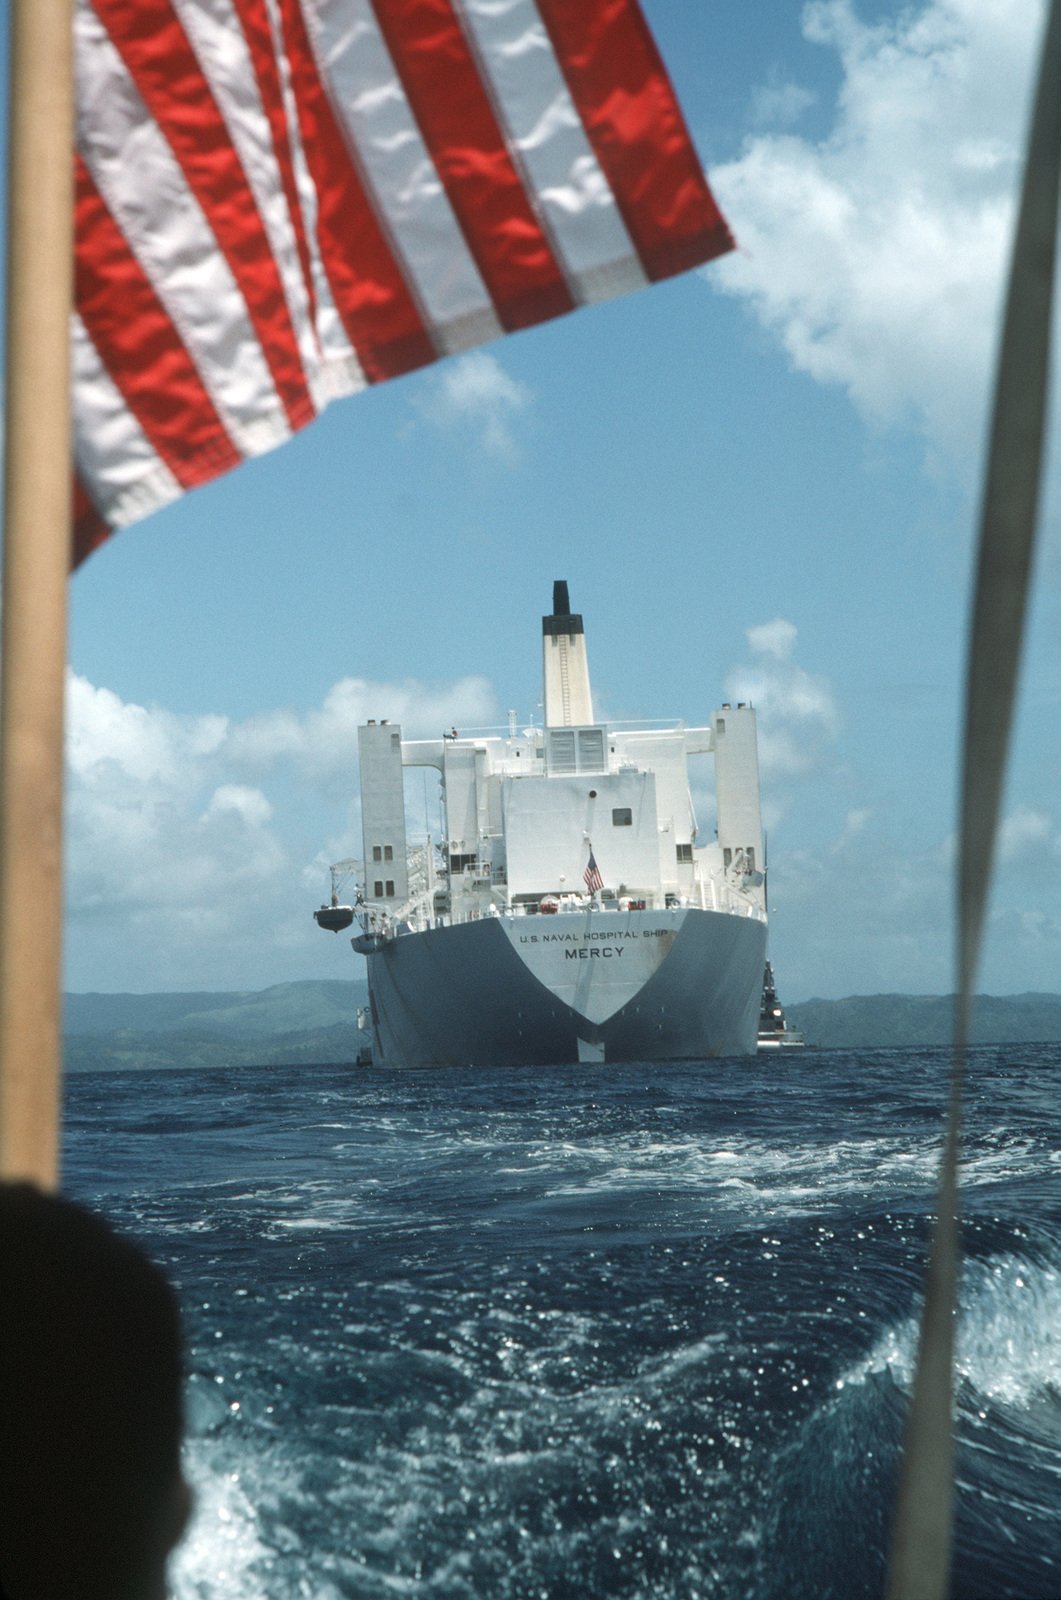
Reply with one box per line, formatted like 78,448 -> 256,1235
786,992 -> 1061,1050
63,980 -> 369,1072
63,1023 -> 362,1074
64,980 -> 367,1037
61,980 -> 1061,1071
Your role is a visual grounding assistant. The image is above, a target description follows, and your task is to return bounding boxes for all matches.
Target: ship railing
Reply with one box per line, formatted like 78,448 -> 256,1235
428,716 -> 689,738
375,872 -> 764,929
504,892 -> 659,916
390,863 -> 510,931
687,867 -> 767,920
384,881 -> 438,933
449,860 -> 505,887
354,907 -> 394,942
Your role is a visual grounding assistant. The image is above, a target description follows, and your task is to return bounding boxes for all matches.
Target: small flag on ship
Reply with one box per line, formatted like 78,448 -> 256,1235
583,850 -> 604,893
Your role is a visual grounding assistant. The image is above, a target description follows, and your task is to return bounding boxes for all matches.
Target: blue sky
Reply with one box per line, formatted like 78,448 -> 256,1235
7,0 -> 1060,999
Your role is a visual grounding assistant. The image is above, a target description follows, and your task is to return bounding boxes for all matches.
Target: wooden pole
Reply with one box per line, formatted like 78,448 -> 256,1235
0,0 -> 75,1187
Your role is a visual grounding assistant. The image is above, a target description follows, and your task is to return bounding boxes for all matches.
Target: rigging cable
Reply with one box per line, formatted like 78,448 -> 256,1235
885,2 -> 1061,1595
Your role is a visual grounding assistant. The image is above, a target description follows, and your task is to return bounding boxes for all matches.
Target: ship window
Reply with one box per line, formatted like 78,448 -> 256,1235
723,848 -> 732,868
385,880 -> 395,897
676,843 -> 693,863
449,853 -> 476,873
373,880 -> 384,897
372,845 -> 382,862
384,845 -> 393,861
612,808 -> 632,826
717,718 -> 726,735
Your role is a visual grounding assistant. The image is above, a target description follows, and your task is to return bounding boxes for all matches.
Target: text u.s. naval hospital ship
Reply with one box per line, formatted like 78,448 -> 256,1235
316,583 -> 768,1066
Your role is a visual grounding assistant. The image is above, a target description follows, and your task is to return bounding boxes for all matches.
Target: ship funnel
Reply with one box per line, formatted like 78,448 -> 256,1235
542,579 -> 593,727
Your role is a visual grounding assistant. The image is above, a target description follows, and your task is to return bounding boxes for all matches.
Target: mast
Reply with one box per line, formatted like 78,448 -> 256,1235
0,0 -> 75,1187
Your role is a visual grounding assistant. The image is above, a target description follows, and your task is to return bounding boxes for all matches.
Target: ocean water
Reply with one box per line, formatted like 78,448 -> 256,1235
62,1045 -> 1061,1600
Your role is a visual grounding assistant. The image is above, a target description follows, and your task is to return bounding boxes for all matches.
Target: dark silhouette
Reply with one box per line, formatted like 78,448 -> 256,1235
0,1184 -> 190,1599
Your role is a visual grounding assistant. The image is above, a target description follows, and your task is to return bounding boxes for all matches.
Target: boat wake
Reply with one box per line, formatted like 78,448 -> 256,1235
59,1047 -> 1061,1600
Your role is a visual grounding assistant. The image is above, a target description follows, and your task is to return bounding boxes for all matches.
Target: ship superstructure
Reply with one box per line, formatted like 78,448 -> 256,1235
318,583 -> 769,1065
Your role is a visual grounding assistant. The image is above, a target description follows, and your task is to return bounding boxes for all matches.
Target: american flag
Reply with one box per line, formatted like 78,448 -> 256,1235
583,850 -> 604,894
72,0 -> 734,564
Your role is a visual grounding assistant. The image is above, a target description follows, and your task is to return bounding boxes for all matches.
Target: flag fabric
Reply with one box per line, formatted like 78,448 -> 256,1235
72,0 -> 734,564
583,850 -> 604,894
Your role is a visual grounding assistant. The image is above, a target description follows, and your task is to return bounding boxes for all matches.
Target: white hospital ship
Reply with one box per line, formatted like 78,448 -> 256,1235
316,583 -> 768,1065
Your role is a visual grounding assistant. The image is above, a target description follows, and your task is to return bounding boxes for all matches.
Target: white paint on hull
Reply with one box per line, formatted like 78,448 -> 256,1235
500,908 -> 685,1024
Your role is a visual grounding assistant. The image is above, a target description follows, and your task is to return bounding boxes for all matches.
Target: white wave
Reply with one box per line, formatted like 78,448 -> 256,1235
956,1253 -> 1061,1408
533,1132 -> 941,1213
171,1449 -> 271,1600
513,1121 -> 1058,1223
837,1252 -> 1061,1411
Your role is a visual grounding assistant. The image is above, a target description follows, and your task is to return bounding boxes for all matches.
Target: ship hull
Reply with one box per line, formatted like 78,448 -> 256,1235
363,907 -> 767,1066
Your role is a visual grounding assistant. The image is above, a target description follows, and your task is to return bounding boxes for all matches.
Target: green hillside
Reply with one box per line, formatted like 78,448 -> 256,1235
64,1022 -> 360,1074
63,980 -> 369,1072
64,979 -> 367,1037
787,992 -> 1061,1049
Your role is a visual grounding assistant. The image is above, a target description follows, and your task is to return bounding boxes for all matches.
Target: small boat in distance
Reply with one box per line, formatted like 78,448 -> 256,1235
757,961 -> 807,1050
317,582 -> 770,1066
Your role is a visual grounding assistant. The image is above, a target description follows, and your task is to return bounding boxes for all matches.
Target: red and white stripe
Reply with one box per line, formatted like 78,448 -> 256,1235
73,0 -> 733,563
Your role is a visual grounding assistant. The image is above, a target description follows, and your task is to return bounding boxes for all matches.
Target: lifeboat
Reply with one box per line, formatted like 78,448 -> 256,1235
314,904 -> 355,933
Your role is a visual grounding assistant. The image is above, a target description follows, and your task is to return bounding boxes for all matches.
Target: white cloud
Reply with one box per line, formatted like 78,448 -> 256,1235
68,677 -> 227,787
204,784 -> 274,828
63,670 -> 498,989
710,0 -> 1045,460
227,675 -> 496,790
768,823 -> 959,996
418,350 -> 533,462
746,617 -> 798,660
773,810 -> 1061,997
941,804 -> 1057,870
727,618 -> 840,784
832,806 -> 872,852
997,804 -> 1052,862
750,73 -> 817,130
